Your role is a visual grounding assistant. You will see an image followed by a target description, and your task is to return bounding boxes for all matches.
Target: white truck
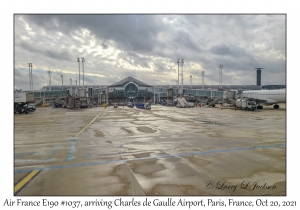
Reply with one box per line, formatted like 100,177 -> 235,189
14,92 -> 35,114
236,99 -> 256,111
14,92 -> 35,103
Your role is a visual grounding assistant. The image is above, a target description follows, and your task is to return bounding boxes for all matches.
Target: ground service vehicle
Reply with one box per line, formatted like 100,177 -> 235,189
14,92 -> 34,114
127,102 -> 134,108
236,99 -> 256,111
144,103 -> 151,110
14,103 -> 29,114
14,92 -> 34,103
23,103 -> 36,112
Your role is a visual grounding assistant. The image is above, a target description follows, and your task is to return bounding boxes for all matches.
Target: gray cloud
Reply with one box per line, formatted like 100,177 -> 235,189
23,15 -> 164,53
14,14 -> 286,91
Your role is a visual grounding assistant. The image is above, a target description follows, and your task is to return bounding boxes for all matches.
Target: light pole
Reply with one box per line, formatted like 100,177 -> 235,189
27,63 -> 33,91
61,74 -> 63,90
181,59 -> 184,96
31,63 -> 33,91
177,59 -> 180,95
81,57 -> 85,89
74,79 -> 77,110
106,86 -> 108,105
47,70 -> 51,91
202,71 -> 205,89
77,57 -> 81,89
70,78 -> 72,95
219,64 -> 223,89
190,75 -> 192,89
153,86 -> 155,103
75,80 -> 77,95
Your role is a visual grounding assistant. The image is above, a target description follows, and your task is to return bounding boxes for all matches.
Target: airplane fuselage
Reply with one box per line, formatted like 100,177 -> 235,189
241,89 -> 286,107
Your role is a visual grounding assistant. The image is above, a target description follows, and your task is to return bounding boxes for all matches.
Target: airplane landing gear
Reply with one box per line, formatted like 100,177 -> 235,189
257,105 -> 263,109
274,104 -> 279,109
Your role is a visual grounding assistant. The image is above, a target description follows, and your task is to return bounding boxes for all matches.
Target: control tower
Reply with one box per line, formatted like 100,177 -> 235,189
255,68 -> 263,86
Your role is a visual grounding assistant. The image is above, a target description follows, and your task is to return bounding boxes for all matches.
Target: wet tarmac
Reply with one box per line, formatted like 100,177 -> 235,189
14,104 -> 286,195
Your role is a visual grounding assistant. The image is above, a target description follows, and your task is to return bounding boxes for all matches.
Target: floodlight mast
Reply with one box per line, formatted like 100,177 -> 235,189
31,64 -> 33,91
47,70 -> 51,91
219,64 -> 223,89
27,63 -> 33,91
81,57 -> 85,89
30,63 -> 33,91
181,59 -> 184,96
75,80 -> 77,96
77,57 -> 80,89
61,74 -> 63,90
28,63 -> 31,91
177,59 -> 180,94
70,78 -> 72,95
219,66 -> 220,88
28,63 -> 30,91
60,71 -> 64,90
202,71 -> 205,89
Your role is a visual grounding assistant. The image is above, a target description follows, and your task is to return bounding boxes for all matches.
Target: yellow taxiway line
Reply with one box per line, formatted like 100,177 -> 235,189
74,111 -> 103,137
14,110 -> 103,194
14,170 -> 40,194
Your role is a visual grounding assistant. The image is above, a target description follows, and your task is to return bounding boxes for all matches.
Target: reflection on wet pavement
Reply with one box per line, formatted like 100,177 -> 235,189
14,104 -> 286,195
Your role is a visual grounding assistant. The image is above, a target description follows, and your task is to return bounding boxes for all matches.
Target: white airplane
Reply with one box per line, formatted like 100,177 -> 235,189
240,89 -> 286,109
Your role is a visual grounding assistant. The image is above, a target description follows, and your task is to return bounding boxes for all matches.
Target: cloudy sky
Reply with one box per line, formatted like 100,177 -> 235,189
14,14 -> 286,91
4,2 -> 300,201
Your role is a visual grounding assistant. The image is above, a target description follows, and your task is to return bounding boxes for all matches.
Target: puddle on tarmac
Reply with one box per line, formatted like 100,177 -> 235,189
131,152 -> 152,159
188,156 -> 212,166
193,119 -> 225,125
137,126 -> 156,133
121,127 -> 132,133
94,130 -> 105,137
109,163 -> 146,195
130,159 -> 166,176
250,117 -> 263,120
109,164 -> 132,195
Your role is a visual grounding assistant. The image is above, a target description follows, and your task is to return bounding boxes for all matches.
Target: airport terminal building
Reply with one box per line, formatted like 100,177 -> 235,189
37,76 -> 285,104
106,76 -> 154,103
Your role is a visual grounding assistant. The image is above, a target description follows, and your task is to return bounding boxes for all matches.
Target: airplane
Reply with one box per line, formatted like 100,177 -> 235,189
240,89 -> 286,109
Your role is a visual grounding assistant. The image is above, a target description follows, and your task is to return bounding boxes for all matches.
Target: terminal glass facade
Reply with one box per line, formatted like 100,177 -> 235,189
124,83 -> 139,99
34,90 -> 69,98
36,76 -> 265,104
